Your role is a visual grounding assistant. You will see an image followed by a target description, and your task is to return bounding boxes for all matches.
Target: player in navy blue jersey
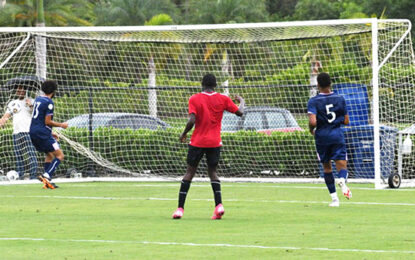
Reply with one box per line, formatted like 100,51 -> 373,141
29,80 -> 68,189
307,73 -> 352,207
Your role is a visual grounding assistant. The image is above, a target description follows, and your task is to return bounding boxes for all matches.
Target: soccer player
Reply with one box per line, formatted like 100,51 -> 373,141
29,80 -> 68,189
307,72 -> 352,207
0,84 -> 38,179
172,73 -> 244,219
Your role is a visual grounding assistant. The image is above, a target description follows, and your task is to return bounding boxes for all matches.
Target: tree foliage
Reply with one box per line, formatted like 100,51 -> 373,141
0,0 -> 94,26
93,0 -> 180,26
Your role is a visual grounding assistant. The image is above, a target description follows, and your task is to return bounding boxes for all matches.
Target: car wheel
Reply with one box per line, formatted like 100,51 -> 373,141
388,172 -> 401,189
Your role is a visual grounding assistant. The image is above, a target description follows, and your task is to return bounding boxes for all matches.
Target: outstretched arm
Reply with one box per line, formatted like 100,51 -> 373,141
0,113 -> 11,128
234,95 -> 245,117
45,115 -> 68,129
180,113 -> 196,143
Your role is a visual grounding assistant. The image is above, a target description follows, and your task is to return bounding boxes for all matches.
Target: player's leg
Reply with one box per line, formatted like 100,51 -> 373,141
173,145 -> 203,219
13,133 -> 25,179
317,144 -> 339,207
38,152 -> 55,189
335,160 -> 352,199
46,148 -> 64,178
38,138 -> 63,189
206,147 -> 224,219
332,143 -> 351,199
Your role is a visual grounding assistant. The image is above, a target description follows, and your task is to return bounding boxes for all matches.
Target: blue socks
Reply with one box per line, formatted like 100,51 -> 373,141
46,158 -> 61,178
324,172 -> 336,194
339,169 -> 348,180
44,162 -> 51,172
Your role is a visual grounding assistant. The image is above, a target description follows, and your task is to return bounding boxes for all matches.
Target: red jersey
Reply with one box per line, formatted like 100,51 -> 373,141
188,91 -> 239,148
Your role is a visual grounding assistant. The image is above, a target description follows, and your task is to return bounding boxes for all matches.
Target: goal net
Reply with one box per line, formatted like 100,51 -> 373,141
0,19 -> 414,187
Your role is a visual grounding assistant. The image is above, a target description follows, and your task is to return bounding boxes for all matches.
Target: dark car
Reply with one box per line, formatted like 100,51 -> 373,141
66,113 -> 171,130
221,106 -> 302,134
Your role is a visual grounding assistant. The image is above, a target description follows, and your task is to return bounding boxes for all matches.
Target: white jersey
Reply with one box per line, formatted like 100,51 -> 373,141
6,98 -> 34,134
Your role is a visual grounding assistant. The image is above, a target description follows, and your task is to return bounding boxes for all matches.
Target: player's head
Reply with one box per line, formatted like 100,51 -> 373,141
317,72 -> 331,89
15,85 -> 27,100
41,80 -> 58,97
202,73 -> 217,90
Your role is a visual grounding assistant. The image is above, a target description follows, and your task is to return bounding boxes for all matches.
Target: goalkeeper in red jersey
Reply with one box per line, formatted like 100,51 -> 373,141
172,73 -> 244,220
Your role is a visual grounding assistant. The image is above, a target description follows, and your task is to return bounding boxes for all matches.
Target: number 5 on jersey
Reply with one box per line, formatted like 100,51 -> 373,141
326,104 -> 336,123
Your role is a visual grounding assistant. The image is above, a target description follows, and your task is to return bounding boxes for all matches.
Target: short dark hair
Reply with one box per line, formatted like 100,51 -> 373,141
317,72 -> 331,88
41,80 -> 58,94
15,85 -> 28,90
202,74 -> 217,88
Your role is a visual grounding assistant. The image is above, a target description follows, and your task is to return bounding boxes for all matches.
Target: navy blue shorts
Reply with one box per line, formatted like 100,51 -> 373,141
30,133 -> 60,153
316,143 -> 347,163
187,145 -> 221,167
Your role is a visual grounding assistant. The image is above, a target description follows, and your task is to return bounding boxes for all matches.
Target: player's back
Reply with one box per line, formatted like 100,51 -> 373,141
29,96 -> 54,137
189,92 -> 238,147
309,93 -> 347,144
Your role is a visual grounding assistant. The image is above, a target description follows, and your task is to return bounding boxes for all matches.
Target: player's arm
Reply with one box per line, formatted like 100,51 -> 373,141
180,113 -> 196,143
343,114 -> 350,125
0,113 -> 11,128
308,113 -> 317,135
45,115 -> 68,129
234,95 -> 245,117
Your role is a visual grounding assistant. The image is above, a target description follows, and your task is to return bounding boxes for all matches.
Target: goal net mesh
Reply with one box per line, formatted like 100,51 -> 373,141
0,20 -> 414,182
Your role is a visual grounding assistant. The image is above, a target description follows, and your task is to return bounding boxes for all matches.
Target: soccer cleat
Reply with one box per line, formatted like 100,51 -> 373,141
338,180 -> 352,200
211,203 -> 225,220
38,174 -> 55,189
172,207 -> 184,219
329,199 -> 340,207
50,182 -> 59,189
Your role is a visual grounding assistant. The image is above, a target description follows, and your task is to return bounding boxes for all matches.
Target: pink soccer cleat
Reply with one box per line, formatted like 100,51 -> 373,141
172,207 -> 184,219
211,203 -> 225,220
338,180 -> 352,200
343,188 -> 352,200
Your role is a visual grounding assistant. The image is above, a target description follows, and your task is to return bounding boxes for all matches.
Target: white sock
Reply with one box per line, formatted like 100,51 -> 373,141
330,192 -> 339,201
43,172 -> 50,179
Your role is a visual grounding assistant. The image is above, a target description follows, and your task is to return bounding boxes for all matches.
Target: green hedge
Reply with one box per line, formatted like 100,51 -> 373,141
0,127 -> 320,178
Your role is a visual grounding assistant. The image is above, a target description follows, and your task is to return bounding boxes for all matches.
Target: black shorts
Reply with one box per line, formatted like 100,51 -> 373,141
187,145 -> 221,167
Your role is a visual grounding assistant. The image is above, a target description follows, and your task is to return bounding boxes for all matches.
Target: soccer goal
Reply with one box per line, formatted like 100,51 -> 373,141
0,18 -> 414,188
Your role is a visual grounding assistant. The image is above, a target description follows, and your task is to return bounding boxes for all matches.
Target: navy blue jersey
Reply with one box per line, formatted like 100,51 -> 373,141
307,93 -> 348,145
29,96 -> 54,138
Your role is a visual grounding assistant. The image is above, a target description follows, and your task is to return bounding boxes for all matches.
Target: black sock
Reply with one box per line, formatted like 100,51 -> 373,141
178,180 -> 191,209
211,180 -> 222,206
324,172 -> 336,194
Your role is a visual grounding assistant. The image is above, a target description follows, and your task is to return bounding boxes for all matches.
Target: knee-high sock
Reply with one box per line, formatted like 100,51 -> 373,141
339,169 -> 348,180
46,158 -> 61,179
324,172 -> 336,194
211,180 -> 222,206
44,162 -> 51,173
178,180 -> 191,209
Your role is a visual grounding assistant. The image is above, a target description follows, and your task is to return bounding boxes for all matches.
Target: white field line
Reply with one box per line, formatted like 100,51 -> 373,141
67,183 -> 415,192
4,194 -> 415,207
0,237 -> 414,254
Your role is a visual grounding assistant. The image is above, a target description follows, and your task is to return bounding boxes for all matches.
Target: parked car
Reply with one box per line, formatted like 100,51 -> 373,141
221,106 -> 302,134
65,113 -> 171,130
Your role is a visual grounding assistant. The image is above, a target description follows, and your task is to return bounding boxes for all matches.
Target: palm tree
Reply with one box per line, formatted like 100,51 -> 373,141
0,0 -> 94,27
187,0 -> 268,24
94,0 -> 180,26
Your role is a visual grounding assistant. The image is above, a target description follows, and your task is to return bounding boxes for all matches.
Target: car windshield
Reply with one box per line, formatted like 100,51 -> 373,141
222,112 -> 240,131
67,114 -> 117,130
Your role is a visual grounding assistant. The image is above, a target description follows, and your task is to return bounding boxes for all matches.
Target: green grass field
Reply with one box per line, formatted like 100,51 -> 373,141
1,181 -> 415,259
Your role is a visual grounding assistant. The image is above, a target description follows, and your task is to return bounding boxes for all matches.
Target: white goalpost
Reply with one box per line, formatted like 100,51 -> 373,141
0,18 -> 414,188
